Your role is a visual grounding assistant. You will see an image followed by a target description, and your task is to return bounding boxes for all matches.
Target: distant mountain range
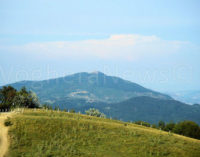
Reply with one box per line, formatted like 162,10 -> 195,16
106,96 -> 200,124
3,72 -> 200,124
167,90 -> 200,105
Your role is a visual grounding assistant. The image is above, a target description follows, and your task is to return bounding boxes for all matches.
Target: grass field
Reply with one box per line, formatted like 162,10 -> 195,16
5,109 -> 200,157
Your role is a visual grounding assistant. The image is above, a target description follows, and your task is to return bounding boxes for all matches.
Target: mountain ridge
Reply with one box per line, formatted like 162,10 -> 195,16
6,71 -> 172,104
1,72 -> 200,124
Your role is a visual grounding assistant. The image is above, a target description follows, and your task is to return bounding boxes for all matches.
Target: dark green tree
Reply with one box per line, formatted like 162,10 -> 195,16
173,121 -> 200,139
158,120 -> 165,130
135,121 -> 150,127
70,109 -> 75,113
0,86 -> 39,111
164,121 -> 175,131
0,86 -> 17,110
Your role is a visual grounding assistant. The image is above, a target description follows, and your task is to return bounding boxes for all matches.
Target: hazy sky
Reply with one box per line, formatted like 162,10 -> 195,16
0,0 -> 200,92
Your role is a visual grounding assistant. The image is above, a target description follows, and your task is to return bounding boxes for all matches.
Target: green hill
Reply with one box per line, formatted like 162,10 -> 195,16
105,96 -> 200,124
50,96 -> 200,125
5,109 -> 200,157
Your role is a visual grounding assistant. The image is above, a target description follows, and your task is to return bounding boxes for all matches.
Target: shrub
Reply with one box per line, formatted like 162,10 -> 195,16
164,122 -> 175,131
4,118 -> 12,126
85,108 -> 106,118
70,109 -> 75,113
135,121 -> 151,127
158,121 -> 165,130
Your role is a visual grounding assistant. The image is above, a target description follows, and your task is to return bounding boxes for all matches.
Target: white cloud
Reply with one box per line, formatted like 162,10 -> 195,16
1,34 -> 192,61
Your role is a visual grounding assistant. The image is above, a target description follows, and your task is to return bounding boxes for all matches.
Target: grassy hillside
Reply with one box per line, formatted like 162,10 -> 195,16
6,109 -> 200,157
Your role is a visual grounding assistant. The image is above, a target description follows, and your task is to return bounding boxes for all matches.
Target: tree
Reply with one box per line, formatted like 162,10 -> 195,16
29,91 -> 40,108
42,104 -> 52,110
173,121 -> 200,139
13,88 -> 39,108
135,121 -> 150,127
0,86 -> 40,111
0,86 -> 17,110
85,108 -> 106,118
152,124 -> 157,128
19,86 -> 29,95
69,109 -> 75,113
158,121 -> 165,130
164,122 -> 175,131
0,89 -> 3,104
54,105 -> 60,111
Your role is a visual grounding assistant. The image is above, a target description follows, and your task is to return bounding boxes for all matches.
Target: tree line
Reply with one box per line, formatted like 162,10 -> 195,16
134,120 -> 200,140
0,86 -> 40,111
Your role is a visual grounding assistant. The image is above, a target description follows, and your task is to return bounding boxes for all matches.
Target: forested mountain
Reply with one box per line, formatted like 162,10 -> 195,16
8,72 -> 171,104
4,72 -> 200,124
50,96 -> 200,125
105,96 -> 200,124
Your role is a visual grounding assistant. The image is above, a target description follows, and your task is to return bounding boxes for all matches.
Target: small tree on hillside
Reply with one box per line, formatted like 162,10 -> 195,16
158,120 -> 165,130
0,86 -> 17,110
85,108 -> 106,118
164,121 -> 175,131
69,109 -> 75,113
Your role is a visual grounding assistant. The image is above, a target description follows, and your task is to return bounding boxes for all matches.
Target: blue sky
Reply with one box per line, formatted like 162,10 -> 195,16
0,0 -> 200,92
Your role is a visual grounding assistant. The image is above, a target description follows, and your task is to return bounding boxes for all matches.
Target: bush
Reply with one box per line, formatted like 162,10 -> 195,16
85,108 -> 106,118
152,124 -> 157,128
164,122 -> 175,131
158,121 -> 165,130
70,109 -> 75,113
135,121 -> 151,127
4,118 -> 13,126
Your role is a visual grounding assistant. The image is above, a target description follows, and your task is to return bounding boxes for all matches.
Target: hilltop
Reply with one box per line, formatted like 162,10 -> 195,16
9,71 -> 171,104
4,109 -> 200,157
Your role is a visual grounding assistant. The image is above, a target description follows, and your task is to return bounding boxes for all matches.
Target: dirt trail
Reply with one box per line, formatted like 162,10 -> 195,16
0,112 -> 13,157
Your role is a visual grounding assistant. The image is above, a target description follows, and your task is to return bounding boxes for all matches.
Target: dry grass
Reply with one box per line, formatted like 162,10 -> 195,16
5,109 -> 200,157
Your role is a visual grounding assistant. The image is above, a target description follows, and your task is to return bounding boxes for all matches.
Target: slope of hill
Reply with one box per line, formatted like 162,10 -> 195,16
5,109 -> 200,157
167,90 -> 200,105
105,96 -> 200,124
53,96 -> 200,125
9,72 -> 171,104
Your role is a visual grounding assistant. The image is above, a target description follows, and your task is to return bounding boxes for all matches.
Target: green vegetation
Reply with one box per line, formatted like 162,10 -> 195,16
135,120 -> 200,139
85,108 -> 106,118
9,72 -> 170,104
5,72 -> 200,125
0,86 -> 39,111
4,117 -> 13,126
134,121 -> 151,127
107,96 -> 200,125
158,121 -> 166,130
173,121 -> 200,139
6,109 -> 200,157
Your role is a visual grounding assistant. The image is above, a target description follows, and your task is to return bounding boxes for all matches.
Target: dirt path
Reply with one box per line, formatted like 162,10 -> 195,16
0,112 -> 14,157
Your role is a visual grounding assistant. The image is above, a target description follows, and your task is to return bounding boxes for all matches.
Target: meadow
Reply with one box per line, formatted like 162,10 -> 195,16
5,109 -> 200,157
